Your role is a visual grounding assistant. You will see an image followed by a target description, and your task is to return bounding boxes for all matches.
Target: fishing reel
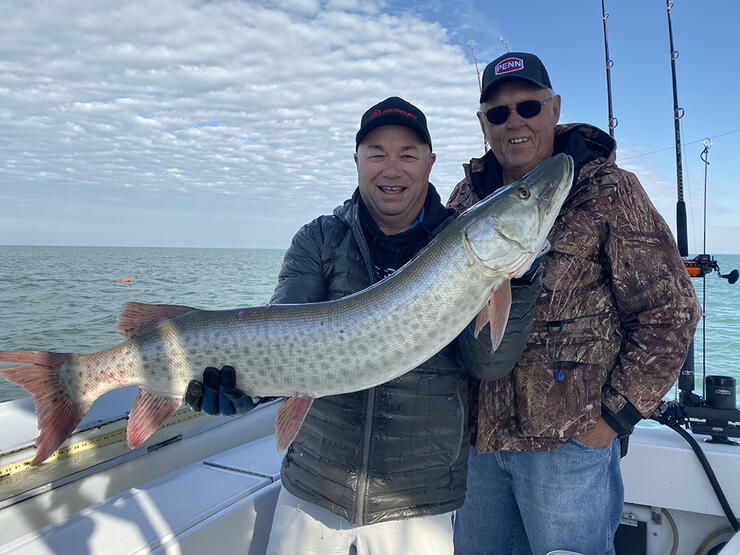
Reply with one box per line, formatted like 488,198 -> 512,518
670,253 -> 740,445
684,254 -> 739,284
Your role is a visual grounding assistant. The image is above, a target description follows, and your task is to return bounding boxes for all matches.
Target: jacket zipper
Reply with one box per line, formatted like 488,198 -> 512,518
355,388 -> 375,524
351,213 -> 377,525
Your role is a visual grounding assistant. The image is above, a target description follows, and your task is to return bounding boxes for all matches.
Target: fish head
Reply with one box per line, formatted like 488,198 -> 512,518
462,153 -> 573,278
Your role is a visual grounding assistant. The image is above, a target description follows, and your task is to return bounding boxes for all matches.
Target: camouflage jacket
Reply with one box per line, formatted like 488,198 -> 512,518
447,123 -> 701,452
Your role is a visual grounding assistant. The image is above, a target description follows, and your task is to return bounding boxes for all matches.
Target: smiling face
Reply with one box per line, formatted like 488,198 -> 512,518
354,125 -> 435,235
478,79 -> 560,185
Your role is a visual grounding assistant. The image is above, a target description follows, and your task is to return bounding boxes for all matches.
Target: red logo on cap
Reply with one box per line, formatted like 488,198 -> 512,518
370,108 -> 417,120
495,57 -> 524,75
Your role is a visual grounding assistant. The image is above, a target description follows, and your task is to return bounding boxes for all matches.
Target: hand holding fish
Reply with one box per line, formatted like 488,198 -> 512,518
184,366 -> 258,415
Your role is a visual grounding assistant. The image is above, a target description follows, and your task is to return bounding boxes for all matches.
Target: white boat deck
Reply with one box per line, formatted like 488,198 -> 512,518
623,426 -> 740,517
1,436 -> 284,554
0,401 -> 738,554
0,388 -> 140,455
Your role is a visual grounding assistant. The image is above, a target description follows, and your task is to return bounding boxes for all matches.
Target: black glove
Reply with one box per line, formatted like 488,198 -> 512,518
184,365 -> 257,415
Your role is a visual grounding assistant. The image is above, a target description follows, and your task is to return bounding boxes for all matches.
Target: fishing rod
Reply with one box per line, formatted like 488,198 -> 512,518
649,1 -> 740,535
666,1 -> 738,433
601,0 -> 617,138
666,0 -> 688,258
467,41 -> 488,154
672,140 -> 739,447
652,143 -> 740,535
666,3 -> 737,285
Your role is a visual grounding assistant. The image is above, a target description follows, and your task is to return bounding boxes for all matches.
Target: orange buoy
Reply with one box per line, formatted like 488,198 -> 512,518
118,278 -> 132,283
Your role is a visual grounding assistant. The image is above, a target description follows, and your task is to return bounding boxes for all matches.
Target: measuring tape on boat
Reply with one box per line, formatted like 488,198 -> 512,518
0,407 -> 205,486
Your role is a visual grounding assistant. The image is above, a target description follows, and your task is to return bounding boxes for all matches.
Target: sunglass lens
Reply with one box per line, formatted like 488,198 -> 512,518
486,100 -> 545,125
486,106 -> 509,125
516,100 -> 542,118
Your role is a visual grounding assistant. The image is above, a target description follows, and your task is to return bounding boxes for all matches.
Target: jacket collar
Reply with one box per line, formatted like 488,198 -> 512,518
334,183 -> 454,237
464,123 -> 616,201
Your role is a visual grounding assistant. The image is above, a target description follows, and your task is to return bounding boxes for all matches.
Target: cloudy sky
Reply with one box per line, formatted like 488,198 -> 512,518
2,0 -> 739,253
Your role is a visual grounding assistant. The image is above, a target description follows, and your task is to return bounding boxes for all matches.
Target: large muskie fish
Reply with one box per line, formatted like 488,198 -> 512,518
0,154 -> 573,465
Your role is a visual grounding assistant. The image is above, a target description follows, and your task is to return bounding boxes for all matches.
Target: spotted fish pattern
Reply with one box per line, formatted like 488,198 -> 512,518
0,154 -> 575,464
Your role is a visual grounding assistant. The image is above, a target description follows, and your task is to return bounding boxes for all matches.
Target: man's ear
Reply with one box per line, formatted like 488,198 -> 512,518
476,111 -> 487,139
551,94 -> 561,125
427,151 -> 436,172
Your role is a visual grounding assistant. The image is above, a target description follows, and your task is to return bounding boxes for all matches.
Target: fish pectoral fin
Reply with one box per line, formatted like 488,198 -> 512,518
473,282 -> 512,352
473,296 -> 491,339
126,390 -> 182,448
488,281 -> 512,352
116,302 -> 197,338
275,395 -> 314,452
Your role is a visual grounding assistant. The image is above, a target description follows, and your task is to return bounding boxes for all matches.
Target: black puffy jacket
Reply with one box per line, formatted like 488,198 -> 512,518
271,185 -> 539,524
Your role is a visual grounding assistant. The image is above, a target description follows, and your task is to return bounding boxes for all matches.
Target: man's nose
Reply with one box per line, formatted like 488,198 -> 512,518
382,158 -> 402,176
506,107 -> 526,128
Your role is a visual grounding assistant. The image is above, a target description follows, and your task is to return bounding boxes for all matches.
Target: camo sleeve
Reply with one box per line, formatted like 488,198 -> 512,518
446,175 -> 481,215
601,169 -> 701,429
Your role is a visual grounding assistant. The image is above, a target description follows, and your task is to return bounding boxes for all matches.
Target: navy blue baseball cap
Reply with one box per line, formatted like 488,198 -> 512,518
355,96 -> 432,150
480,52 -> 552,103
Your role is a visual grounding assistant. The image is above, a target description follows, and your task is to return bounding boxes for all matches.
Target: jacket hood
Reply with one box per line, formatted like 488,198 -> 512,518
554,123 -> 616,194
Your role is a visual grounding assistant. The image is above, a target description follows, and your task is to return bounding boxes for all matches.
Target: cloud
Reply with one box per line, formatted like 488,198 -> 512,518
0,0 -> 485,247
6,1 -> 735,252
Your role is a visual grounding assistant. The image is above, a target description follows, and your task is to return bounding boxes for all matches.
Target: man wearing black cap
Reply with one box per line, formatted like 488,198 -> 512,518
185,96 -> 540,554
448,53 -> 700,554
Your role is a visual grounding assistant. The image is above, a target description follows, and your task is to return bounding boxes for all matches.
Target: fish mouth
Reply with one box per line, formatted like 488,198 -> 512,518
493,227 -> 536,276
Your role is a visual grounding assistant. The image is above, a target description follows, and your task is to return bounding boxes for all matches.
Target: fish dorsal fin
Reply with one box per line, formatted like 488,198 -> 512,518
275,396 -> 314,451
126,389 -> 182,448
117,302 -> 196,338
473,281 -> 512,353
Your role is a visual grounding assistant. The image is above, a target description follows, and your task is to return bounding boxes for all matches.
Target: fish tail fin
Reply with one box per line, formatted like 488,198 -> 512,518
126,389 -> 182,449
0,351 -> 87,465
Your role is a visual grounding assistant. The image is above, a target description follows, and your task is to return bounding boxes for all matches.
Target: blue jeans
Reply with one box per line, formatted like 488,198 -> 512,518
454,438 -> 623,555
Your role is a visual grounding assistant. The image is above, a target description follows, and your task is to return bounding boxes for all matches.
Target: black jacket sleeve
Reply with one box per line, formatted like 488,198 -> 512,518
270,220 -> 328,304
456,272 -> 541,380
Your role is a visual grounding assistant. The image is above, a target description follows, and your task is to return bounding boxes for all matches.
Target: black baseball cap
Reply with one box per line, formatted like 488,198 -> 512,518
355,96 -> 432,151
480,52 -> 552,103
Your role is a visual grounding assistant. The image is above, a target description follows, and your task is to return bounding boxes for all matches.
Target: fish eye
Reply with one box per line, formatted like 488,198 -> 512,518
517,187 -> 531,199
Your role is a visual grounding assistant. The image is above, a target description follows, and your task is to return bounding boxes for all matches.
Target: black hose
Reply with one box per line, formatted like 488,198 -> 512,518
668,423 -> 740,532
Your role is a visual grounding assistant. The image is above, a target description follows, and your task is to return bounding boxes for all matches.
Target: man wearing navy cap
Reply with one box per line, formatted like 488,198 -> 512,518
264,96 -> 541,554
449,52 -> 700,554
187,96 -> 541,554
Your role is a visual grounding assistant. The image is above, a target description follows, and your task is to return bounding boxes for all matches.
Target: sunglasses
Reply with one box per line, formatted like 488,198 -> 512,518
484,95 -> 554,125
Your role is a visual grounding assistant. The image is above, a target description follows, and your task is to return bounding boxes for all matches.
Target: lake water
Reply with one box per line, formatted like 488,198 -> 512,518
1,246 -> 739,406
0,245 -> 285,401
